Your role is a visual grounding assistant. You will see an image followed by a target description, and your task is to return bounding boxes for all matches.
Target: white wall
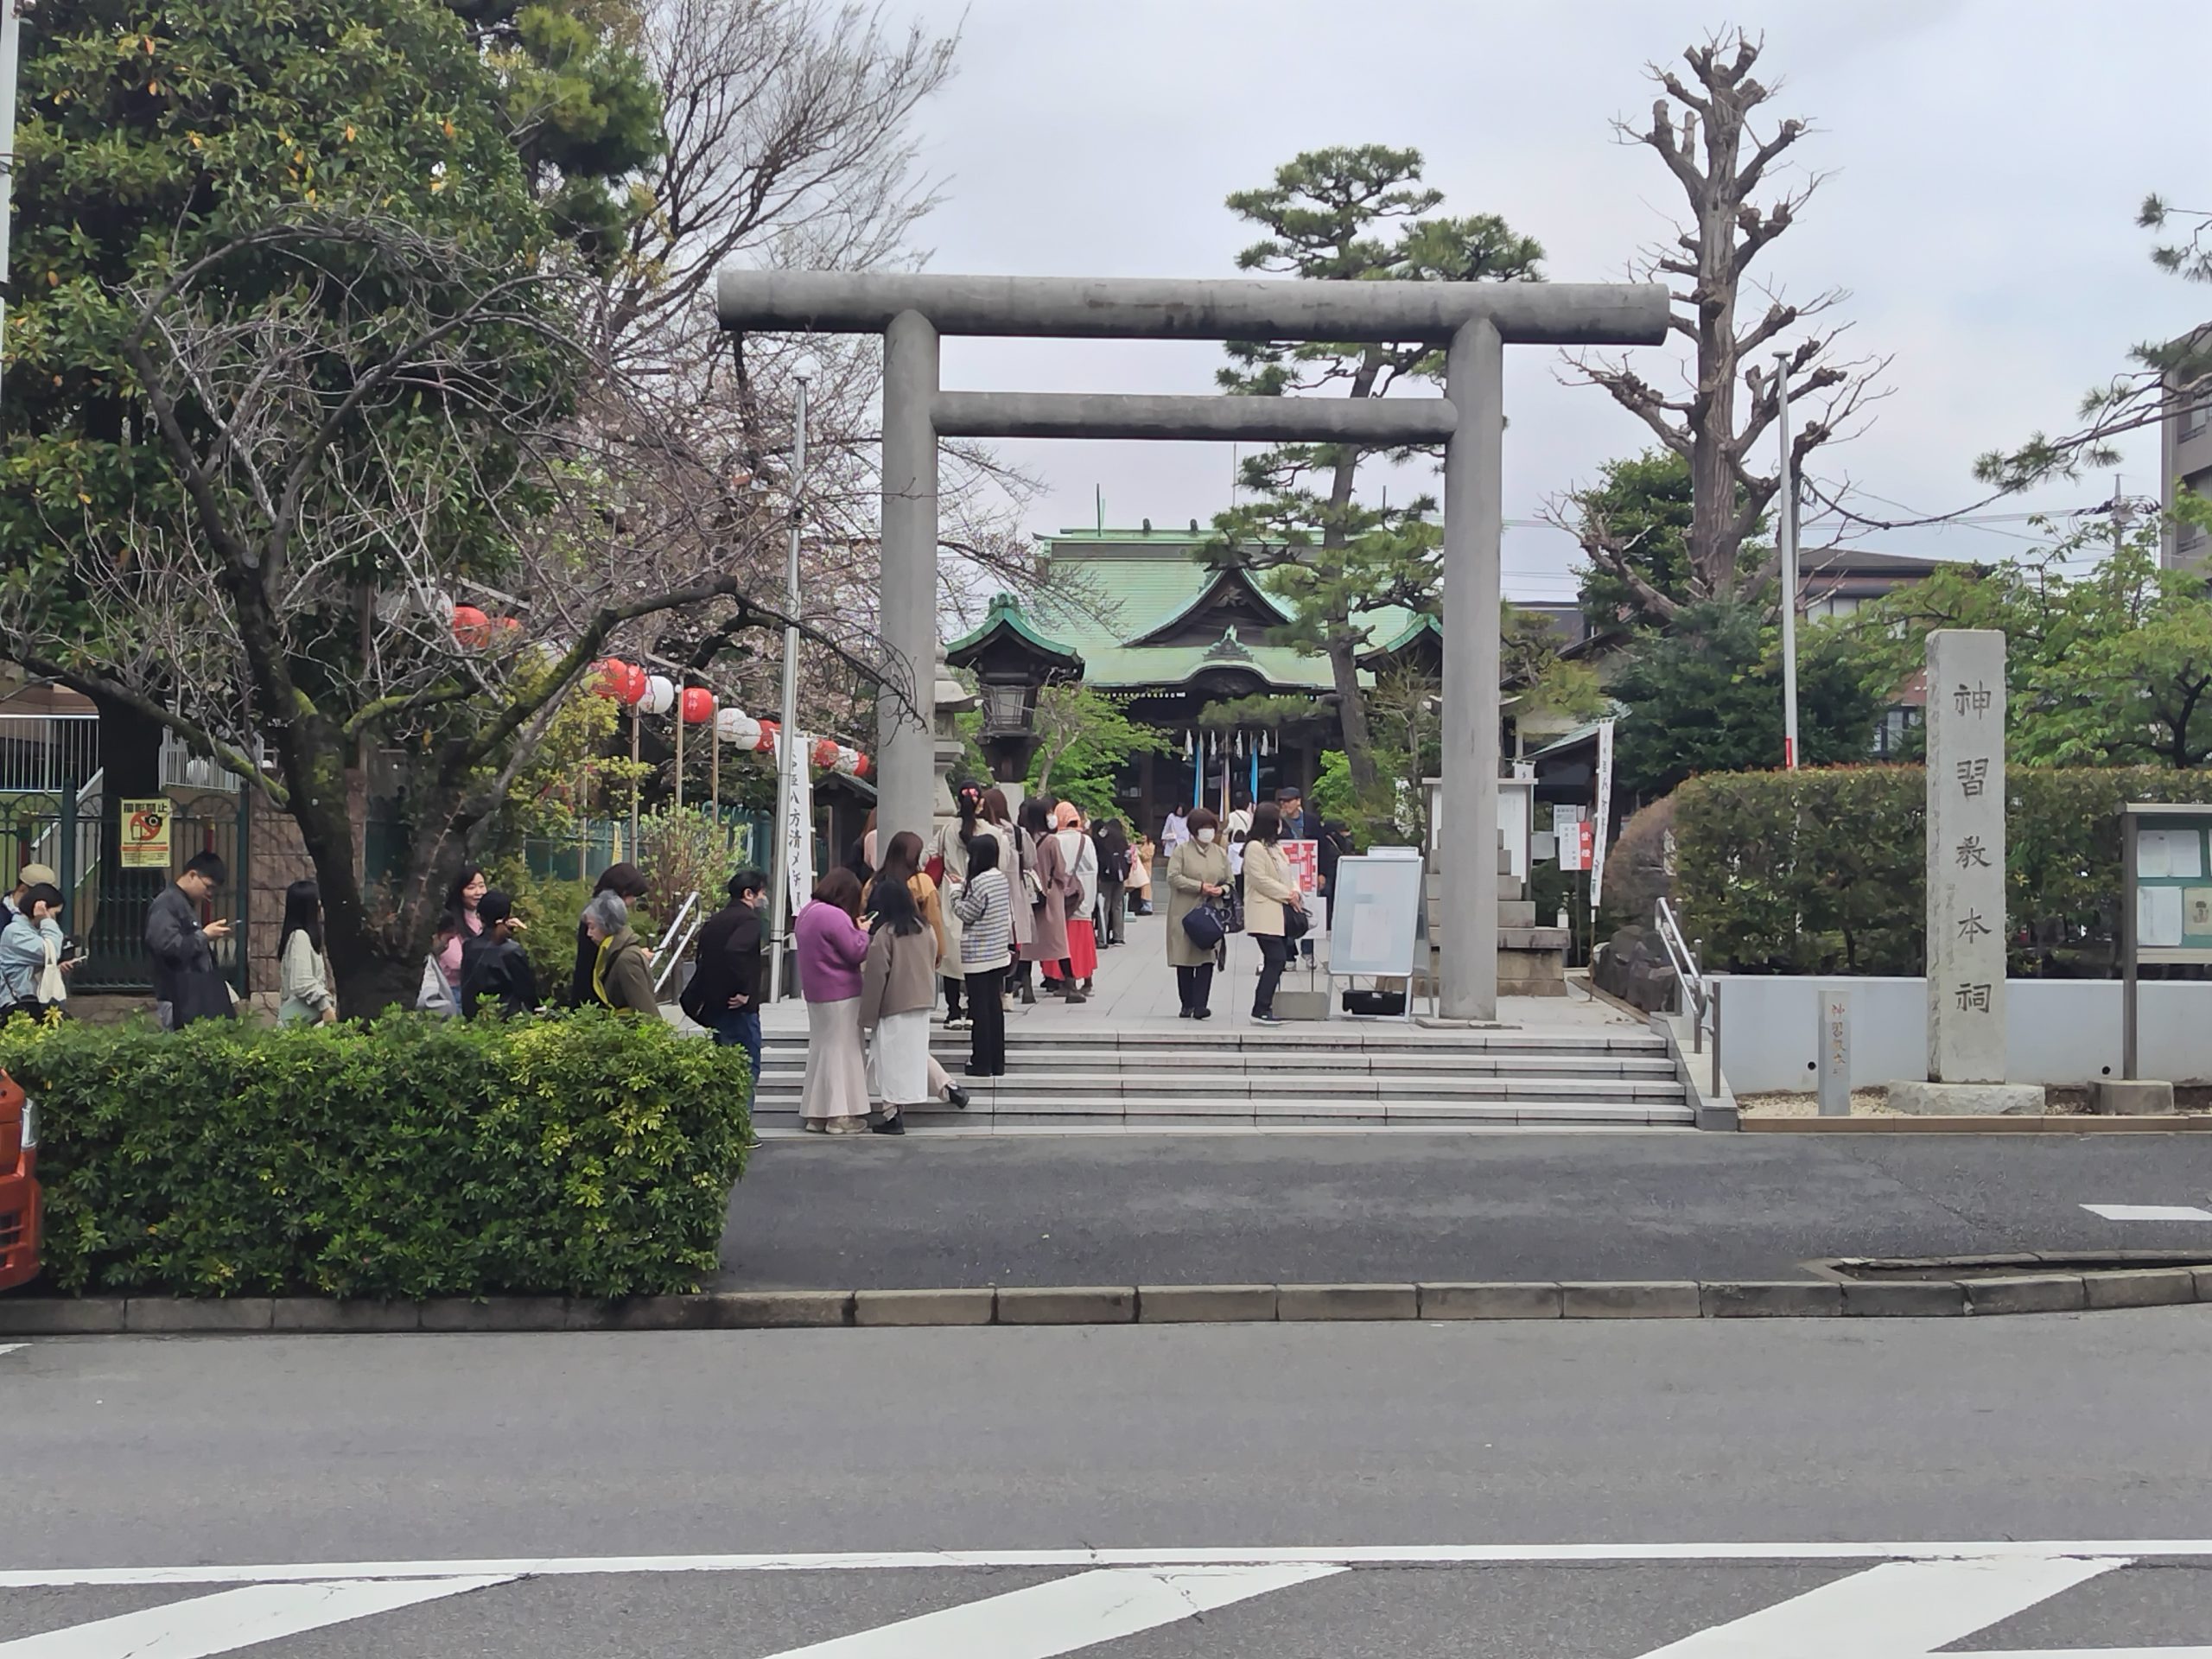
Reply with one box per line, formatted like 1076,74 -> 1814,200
1713,976 -> 2212,1092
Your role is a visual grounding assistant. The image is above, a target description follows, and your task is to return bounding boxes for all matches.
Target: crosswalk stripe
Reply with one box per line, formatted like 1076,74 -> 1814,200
0,1344 -> 25,1360
2081,1204 -> 2212,1221
0,1575 -> 513,1658
1631,1556 -> 2126,1657
757,1565 -> 1343,1658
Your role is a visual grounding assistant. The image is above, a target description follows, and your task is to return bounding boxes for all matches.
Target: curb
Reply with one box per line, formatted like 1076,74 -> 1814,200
4,1270 -> 2209,1335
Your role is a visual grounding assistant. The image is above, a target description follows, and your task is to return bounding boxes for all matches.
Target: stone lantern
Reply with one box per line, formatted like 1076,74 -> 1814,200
944,592 -> 1084,784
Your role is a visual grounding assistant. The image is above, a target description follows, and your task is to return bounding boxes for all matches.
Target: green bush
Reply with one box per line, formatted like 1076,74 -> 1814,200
1673,766 -> 2212,976
0,1009 -> 750,1299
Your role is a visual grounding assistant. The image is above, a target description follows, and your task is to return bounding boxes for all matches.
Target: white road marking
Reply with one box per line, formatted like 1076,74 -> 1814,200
1631,1555 -> 2124,1656
0,1575 -> 512,1658
6,1541 -> 2212,1590
0,1344 -> 24,1360
2082,1203 -> 2212,1221
1970,1651 -> 2212,1658
758,1564 -> 1341,1658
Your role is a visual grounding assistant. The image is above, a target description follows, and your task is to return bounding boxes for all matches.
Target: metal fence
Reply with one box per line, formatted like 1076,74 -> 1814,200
0,715 -> 99,794
0,780 -> 251,995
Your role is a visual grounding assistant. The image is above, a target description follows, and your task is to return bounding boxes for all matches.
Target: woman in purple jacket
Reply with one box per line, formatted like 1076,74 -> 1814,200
795,868 -> 872,1135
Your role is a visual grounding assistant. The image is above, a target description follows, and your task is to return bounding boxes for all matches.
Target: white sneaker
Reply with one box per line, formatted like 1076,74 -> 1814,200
946,1016 -> 971,1031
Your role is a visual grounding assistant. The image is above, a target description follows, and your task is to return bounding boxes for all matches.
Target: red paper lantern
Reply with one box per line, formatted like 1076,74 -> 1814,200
593,658 -> 646,705
493,615 -> 523,640
754,719 -> 779,752
680,687 -> 715,724
810,737 -> 841,770
854,752 -> 871,778
450,605 -> 492,649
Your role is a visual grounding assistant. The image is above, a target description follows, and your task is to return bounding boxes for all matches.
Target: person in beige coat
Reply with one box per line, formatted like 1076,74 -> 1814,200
1164,806 -> 1232,1020
1241,801 -> 1306,1024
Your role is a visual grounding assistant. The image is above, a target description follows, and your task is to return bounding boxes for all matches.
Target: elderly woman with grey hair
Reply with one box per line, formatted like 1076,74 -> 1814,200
582,891 -> 658,1014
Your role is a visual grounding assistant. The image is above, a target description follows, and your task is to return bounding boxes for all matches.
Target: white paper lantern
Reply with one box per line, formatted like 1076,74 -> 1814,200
639,674 -> 677,715
833,744 -> 861,776
715,707 -> 760,747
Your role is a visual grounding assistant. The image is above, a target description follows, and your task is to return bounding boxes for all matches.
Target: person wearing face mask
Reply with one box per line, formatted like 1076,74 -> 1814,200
1164,806 -> 1232,1019
681,870 -> 770,1088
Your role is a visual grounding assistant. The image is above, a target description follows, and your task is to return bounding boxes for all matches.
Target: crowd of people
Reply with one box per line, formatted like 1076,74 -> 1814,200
0,772 -> 1350,1136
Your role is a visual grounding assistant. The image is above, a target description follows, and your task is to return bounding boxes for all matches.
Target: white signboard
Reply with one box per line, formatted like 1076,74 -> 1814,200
1590,716 -> 1617,912
1325,854 -> 1425,980
780,731 -> 815,919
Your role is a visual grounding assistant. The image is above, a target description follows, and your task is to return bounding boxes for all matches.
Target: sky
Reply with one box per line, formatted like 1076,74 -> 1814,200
871,0 -> 2212,605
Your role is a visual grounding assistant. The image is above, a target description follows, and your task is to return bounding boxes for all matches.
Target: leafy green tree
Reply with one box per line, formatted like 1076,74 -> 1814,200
1849,524 -> 2212,768
1026,685 -> 1166,820
1611,601 -> 1879,796
0,0 -> 821,1012
1201,143 -> 1543,798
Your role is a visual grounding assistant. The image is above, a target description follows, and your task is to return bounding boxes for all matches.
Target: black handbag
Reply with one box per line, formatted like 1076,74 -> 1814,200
1180,903 -> 1226,950
1283,904 -> 1311,943
1220,886 -> 1245,935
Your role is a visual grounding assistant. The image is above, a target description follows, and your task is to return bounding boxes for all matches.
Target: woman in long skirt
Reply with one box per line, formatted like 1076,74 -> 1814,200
1055,802 -> 1100,992
859,870 -> 950,1135
795,868 -> 872,1134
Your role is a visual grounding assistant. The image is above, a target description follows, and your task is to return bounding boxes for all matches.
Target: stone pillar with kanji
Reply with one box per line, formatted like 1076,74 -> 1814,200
1892,628 -> 2042,1114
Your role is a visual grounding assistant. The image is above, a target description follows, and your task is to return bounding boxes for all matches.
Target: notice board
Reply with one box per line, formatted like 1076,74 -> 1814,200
1326,852 -> 1425,980
2128,808 -> 2212,963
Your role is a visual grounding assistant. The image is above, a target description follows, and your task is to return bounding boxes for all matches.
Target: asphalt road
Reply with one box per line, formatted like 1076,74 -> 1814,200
717,1131 -> 2212,1288
6,1311 -> 2212,1653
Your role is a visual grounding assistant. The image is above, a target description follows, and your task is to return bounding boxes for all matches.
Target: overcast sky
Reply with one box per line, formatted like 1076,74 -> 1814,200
869,0 -> 2212,603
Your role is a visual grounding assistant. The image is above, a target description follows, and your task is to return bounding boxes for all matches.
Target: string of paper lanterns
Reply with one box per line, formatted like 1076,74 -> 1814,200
586,657 -> 863,773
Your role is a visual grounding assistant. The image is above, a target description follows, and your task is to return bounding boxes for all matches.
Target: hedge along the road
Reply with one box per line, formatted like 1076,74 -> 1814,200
1672,766 -> 2212,976
0,1009 -> 751,1299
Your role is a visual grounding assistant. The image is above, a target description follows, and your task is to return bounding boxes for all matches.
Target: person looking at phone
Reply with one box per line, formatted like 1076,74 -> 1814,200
145,851 -> 236,1029
0,881 -> 73,1018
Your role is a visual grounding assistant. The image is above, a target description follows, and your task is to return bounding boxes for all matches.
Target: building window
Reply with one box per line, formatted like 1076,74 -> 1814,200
1872,706 -> 1922,759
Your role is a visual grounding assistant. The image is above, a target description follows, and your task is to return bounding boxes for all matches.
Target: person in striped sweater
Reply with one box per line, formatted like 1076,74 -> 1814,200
952,832 -> 1013,1078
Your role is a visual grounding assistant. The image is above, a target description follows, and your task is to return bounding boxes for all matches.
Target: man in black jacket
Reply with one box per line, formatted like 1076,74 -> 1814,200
145,851 -> 233,1028
460,890 -> 539,1017
683,870 -> 767,1089
1275,786 -> 1324,963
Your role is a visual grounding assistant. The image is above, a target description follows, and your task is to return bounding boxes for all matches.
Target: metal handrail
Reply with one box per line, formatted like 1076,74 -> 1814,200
652,891 -> 702,997
1653,896 -> 1713,1056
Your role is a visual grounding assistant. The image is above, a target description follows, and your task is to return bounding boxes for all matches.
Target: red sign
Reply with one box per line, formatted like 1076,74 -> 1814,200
1281,839 -> 1319,895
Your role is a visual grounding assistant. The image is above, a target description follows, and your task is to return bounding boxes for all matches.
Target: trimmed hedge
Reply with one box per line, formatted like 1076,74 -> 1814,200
1674,766 -> 2212,976
0,1010 -> 750,1299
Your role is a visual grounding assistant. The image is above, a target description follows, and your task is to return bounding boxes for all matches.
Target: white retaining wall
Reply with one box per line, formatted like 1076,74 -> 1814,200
1712,976 -> 2212,1093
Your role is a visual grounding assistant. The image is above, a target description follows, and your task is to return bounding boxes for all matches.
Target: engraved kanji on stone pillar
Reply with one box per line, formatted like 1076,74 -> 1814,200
1924,629 -> 2006,1083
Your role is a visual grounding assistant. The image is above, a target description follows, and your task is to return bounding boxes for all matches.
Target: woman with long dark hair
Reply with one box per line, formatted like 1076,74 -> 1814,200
1093,817 -> 1130,947
976,786 -> 1033,1002
928,781 -> 984,1028
952,831 -> 1012,1077
1017,794 -> 1078,1003
435,865 -> 487,995
1241,800 -> 1305,1024
277,879 -> 335,1025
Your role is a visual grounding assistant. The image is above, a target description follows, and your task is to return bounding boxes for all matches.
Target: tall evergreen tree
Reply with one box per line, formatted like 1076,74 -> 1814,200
1200,144 -> 1542,798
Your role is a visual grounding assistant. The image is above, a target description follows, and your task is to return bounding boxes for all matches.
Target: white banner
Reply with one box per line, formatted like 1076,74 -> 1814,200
1589,716 -> 1617,912
780,730 -> 814,920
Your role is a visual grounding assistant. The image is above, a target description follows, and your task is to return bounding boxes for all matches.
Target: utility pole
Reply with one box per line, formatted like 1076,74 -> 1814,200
1775,352 -> 1800,769
0,0 -> 29,411
766,359 -> 815,1003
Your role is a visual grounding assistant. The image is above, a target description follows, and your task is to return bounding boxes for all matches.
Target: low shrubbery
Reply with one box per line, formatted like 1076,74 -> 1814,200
1673,766 -> 2212,976
0,1009 -> 750,1299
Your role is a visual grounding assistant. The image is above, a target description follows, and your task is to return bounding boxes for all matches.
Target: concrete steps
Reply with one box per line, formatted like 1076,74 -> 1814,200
751,1026 -> 1693,1130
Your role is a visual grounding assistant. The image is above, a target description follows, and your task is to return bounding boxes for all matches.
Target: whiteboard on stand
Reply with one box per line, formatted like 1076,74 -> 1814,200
1327,854 -> 1426,981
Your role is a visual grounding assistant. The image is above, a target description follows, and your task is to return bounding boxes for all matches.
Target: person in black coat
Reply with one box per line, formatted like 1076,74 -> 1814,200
1274,786 -> 1324,962
681,870 -> 768,1089
569,861 -> 650,1007
145,851 -> 234,1028
461,891 -> 539,1017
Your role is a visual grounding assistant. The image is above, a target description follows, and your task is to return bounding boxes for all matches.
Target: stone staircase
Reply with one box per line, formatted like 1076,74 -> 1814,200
751,1026 -> 1691,1131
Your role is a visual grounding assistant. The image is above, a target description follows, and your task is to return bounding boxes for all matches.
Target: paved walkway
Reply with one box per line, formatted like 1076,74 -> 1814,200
760,902 -> 1637,1036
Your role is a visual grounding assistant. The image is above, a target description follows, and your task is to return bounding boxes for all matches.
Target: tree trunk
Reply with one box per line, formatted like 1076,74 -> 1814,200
1328,638 -> 1380,798
332,942 -> 424,1020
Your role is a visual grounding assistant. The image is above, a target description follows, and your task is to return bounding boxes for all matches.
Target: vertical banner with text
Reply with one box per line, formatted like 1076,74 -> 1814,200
1925,630 -> 2007,1083
1588,717 -> 1617,914
780,732 -> 814,922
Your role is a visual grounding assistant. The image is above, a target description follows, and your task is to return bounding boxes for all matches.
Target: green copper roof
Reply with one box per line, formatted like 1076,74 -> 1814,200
1017,530 -> 1422,692
944,590 -> 1084,665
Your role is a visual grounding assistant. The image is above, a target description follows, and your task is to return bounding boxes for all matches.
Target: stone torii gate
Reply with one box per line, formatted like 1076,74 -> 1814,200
715,270 -> 1666,1020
